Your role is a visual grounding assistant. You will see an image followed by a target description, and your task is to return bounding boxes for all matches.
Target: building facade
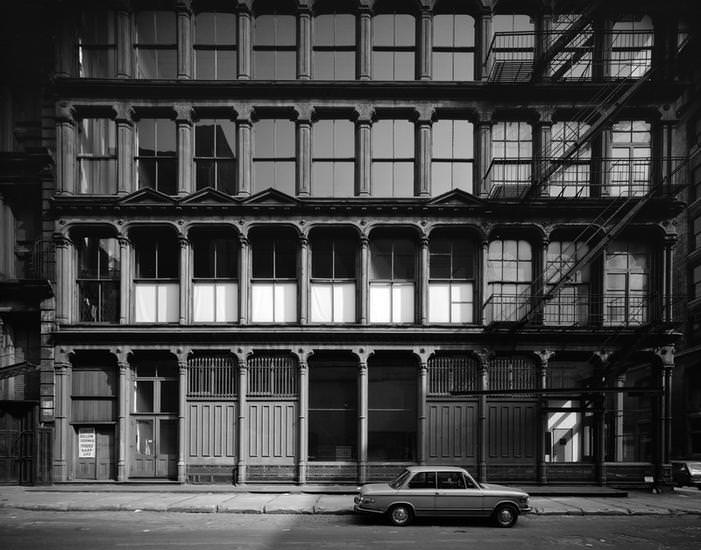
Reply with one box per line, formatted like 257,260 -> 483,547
8,0 -> 696,485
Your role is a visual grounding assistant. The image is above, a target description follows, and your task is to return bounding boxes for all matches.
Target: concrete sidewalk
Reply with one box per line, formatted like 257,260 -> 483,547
2,486 -> 701,516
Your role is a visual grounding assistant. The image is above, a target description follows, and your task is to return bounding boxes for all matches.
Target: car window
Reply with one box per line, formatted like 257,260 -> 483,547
437,471 -> 466,489
389,469 -> 412,489
407,471 -> 436,489
462,473 -> 478,488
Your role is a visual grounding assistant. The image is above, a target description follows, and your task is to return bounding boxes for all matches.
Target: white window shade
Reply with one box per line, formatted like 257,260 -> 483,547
429,282 -> 473,323
193,282 -> 238,322
135,282 -> 179,323
251,281 -> 297,323
370,282 -> 414,323
311,282 -> 356,323
369,284 -> 391,323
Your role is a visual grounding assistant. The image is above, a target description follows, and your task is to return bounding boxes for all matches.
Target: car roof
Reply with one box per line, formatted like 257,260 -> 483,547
403,465 -> 471,474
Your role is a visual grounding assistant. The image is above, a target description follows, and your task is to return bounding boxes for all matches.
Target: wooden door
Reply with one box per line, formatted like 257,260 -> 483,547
75,426 -> 115,480
130,417 -> 177,478
0,404 -> 33,484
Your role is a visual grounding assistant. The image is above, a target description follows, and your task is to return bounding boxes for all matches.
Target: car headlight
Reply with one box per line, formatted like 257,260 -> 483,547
518,496 -> 529,505
359,496 -> 375,504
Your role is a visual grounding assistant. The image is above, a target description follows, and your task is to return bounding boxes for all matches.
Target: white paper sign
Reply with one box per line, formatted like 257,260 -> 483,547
78,427 -> 96,459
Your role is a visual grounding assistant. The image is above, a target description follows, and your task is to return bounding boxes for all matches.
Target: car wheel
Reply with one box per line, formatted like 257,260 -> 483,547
388,504 -> 413,526
493,504 -> 518,528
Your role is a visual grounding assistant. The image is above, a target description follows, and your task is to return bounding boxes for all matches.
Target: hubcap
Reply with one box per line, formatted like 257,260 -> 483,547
498,508 -> 513,524
392,507 -> 409,523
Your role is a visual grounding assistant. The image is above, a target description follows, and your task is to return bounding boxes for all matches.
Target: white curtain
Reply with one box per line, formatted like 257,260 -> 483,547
311,282 -> 355,323
193,282 -> 238,322
135,282 -> 179,322
252,282 -> 297,322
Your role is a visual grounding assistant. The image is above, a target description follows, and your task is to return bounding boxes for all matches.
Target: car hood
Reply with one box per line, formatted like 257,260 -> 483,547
480,483 -> 529,496
358,483 -> 394,495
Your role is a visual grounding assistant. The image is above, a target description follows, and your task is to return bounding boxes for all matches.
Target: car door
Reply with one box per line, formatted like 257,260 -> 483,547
433,471 -> 484,516
403,471 -> 437,515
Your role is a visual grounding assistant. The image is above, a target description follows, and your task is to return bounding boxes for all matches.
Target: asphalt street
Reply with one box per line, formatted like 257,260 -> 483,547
2,509 -> 701,550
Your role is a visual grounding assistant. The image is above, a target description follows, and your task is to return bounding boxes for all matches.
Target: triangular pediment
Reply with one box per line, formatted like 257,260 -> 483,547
180,187 -> 238,205
427,189 -> 485,207
242,188 -> 300,206
118,188 -> 178,205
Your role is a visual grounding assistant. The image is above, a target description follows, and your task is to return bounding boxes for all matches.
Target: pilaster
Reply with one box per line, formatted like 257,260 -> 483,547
53,233 -> 73,324
116,3 -> 132,78
297,6 -> 312,80
295,349 -> 312,483
359,235 -> 369,324
355,348 -> 371,483
178,234 -> 190,324
415,106 -> 433,197
235,105 -> 254,196
239,234 -> 249,324
358,6 -> 372,80
235,349 -> 250,483
295,106 -> 313,197
475,348 -> 491,482
114,103 -> 134,195
299,234 -> 309,324
476,110 -> 493,197
56,102 -> 76,195
175,104 -> 194,196
418,8 -> 432,80
355,107 -> 374,196
176,353 -> 188,482
237,4 -> 252,79
419,235 -> 429,324
118,235 -> 131,324
176,0 -> 193,80
53,360 -> 70,481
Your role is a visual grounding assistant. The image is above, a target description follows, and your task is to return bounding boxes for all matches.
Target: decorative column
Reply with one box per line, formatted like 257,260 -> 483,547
237,3 -> 252,79
55,14 -> 76,78
177,354 -> 188,482
118,235 -> 131,324
416,351 -> 430,464
178,235 -> 190,325
419,235 -> 429,325
358,3 -> 372,80
656,346 -> 674,482
238,234 -> 249,324
360,235 -> 369,324
54,233 -> 73,324
533,10 -> 552,82
418,8 -> 432,80
116,352 -> 129,481
593,351 -> 611,485
415,106 -> 433,197
236,351 -> 249,484
476,349 -> 490,482
476,110 -> 493,197
476,11 -> 493,81
299,234 -> 309,324
114,103 -> 134,195
658,109 -> 677,194
116,1 -> 132,78
297,350 -> 310,483
357,349 -> 370,483
355,107 -> 373,196
481,240 -> 489,324
175,104 -> 193,196
297,4 -> 312,80
176,0 -> 193,80
535,109 -> 554,197
0,194 -> 14,278
615,374 -> 625,461
662,234 -> 677,322
56,102 -> 76,195
535,350 -> 553,485
53,359 -> 70,481
235,105 -> 253,196
295,106 -> 313,197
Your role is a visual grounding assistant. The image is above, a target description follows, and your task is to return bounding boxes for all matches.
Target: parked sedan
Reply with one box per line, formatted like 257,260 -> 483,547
354,466 -> 530,527
671,460 -> 701,489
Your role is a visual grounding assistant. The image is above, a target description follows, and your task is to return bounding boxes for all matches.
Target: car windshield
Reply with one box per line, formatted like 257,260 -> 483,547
389,469 -> 412,489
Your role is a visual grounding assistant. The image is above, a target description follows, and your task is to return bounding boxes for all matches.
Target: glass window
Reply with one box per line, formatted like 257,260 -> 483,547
253,12 -> 296,79
372,12 -> 415,80
432,14 -> 474,81
133,231 -> 179,323
312,119 -> 355,197
135,11 -> 177,79
194,11 -> 237,79
428,235 -> 474,324
610,16 -> 653,78
431,120 -> 474,195
604,240 -> 649,326
195,118 -> 236,194
76,236 -> 120,323
78,10 -> 116,78
487,239 -> 532,322
308,360 -> 357,461
136,118 -> 177,195
550,14 -> 593,80
489,121 -> 532,197
368,360 -> 417,461
191,230 -> 239,323
250,231 -> 298,323
543,240 -> 591,326
313,13 -> 356,80
77,118 -> 117,194
608,121 -> 651,197
253,119 -> 296,195
310,235 -> 356,323
372,119 -> 414,197
548,121 -> 591,198
369,236 -> 415,323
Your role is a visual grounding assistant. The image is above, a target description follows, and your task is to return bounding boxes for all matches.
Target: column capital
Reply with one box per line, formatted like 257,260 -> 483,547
413,347 -> 433,367
175,0 -> 193,13
533,349 -> 555,368
174,104 -> 194,124
296,0 -> 313,14
53,232 -> 72,248
414,106 -> 435,125
294,105 -> 314,124
56,102 -> 75,124
474,348 -> 492,370
113,103 -> 135,124
177,234 -> 190,248
354,106 -> 375,123
655,346 -> 675,368
592,350 -> 613,365
354,347 -> 372,366
233,104 -> 254,123
117,234 -> 131,247
536,107 -> 555,125
360,234 -> 370,248
476,109 -> 494,125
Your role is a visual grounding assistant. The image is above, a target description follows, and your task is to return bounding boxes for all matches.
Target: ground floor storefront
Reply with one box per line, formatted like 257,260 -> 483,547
50,344 -> 675,487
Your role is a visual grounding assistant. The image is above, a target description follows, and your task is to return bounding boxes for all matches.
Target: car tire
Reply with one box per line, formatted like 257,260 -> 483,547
493,504 -> 519,528
388,504 -> 413,527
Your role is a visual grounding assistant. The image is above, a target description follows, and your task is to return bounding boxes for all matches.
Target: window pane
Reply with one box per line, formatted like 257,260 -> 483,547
195,123 -> 214,156
135,380 -> 154,412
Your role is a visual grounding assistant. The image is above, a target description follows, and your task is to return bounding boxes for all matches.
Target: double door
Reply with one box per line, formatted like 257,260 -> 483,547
131,416 -> 177,478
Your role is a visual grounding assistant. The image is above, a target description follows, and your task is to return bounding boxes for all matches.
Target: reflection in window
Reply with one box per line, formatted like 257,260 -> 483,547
191,230 -> 238,323
133,231 -> 179,323
76,236 -> 120,323
369,236 -> 415,323
135,11 -> 177,79
253,12 -> 296,79
195,118 -> 236,194
251,230 -> 297,323
432,14 -> 474,81
312,120 -> 355,197
194,12 -> 237,79
78,10 -> 116,78
313,13 -> 356,79
372,12 -> 415,80
77,119 -> 117,194
310,234 -> 356,323
253,119 -> 296,195
428,235 -> 474,324
432,120 -> 473,195
487,239 -> 532,322
136,118 -> 177,194
372,120 -> 414,197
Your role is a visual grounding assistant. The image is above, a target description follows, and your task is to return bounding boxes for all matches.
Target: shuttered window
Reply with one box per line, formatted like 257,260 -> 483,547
247,354 -> 297,397
71,365 -> 117,422
187,354 -> 237,399
428,355 -> 478,396
489,357 -> 537,391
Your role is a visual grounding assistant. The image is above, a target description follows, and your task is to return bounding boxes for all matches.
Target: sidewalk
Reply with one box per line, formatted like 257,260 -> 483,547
2,485 -> 701,516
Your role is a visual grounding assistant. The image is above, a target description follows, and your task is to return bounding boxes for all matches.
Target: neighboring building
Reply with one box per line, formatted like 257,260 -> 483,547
3,0 -> 697,486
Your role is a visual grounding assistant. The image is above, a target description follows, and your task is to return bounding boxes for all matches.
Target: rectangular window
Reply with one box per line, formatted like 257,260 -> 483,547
372,119 -> 414,197
312,119 -> 355,197
77,236 -> 120,323
187,354 -> 237,399
194,12 -> 237,79
195,118 -> 236,194
309,362 -> 357,461
136,118 -> 177,195
428,237 -> 474,323
77,119 -> 117,194
78,10 -> 116,78
247,354 -> 297,397
251,234 -> 297,323
610,16 -> 653,78
693,265 -> 701,299
313,13 -> 356,80
310,236 -> 356,323
604,240 -> 649,326
135,11 -> 177,79
372,13 -> 415,80
253,119 -> 296,195
369,237 -> 415,323
488,14 -> 534,81
72,365 -> 117,422
431,120 -> 474,195
428,355 -> 477,395
192,232 -> 238,323
549,14 -> 593,80
489,121 -> 532,197
543,241 -> 590,326
432,14 -> 474,81
693,216 -> 701,250
487,239 -> 532,322
134,234 -> 179,323
548,121 -> 591,197
607,121 -> 651,197
253,13 -> 296,79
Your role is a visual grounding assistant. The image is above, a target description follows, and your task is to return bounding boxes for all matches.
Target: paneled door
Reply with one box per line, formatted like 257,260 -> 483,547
130,417 -> 177,478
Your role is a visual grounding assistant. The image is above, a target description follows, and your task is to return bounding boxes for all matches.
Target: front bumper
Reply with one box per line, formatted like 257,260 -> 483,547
354,496 -> 385,515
